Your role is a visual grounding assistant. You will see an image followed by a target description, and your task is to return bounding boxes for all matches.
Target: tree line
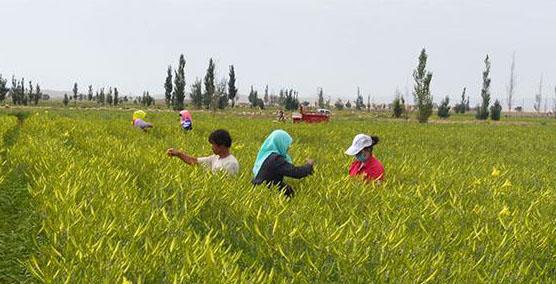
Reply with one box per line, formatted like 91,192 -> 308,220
164,55 -> 233,111
331,49 -> 553,123
164,54 -> 304,112
3,50 -> 555,120
60,82 -> 156,108
0,75 -> 45,105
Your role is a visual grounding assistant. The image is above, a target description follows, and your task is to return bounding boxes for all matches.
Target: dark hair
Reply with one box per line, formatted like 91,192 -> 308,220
208,129 -> 232,148
363,136 -> 380,153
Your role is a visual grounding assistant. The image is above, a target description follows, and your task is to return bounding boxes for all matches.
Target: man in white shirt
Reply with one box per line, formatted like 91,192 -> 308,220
167,129 -> 240,176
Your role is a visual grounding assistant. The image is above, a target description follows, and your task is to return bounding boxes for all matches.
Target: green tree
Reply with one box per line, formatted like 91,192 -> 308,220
216,79 -> 228,110
20,78 -> 26,105
257,98 -> 265,109
98,88 -> 105,105
34,83 -> 41,105
533,75 -> 543,113
164,65 -> 173,107
264,85 -> 269,104
248,86 -> 258,108
189,78 -> 203,109
437,96 -> 451,118
87,85 -> 93,101
413,48 -> 434,123
278,89 -> 285,106
63,93 -> 69,106
228,65 -> 238,108
114,88 -> 119,106
283,89 -> 299,111
490,99 -> 502,120
28,81 -> 34,105
345,100 -> 352,109
10,76 -> 17,105
334,98 -> 344,110
454,87 -> 467,114
107,88 -> 113,105
0,74 -> 8,102
355,87 -> 365,110
203,58 -> 215,109
318,88 -> 324,108
20,78 -> 27,105
142,91 -> 154,107
476,55 -> 491,120
73,82 -> 78,101
173,54 -> 186,110
392,90 -> 405,118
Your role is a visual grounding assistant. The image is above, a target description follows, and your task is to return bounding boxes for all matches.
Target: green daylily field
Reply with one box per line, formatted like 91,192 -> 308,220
1,109 -> 555,282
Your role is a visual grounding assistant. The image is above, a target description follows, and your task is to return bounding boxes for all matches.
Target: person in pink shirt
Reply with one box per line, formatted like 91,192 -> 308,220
345,134 -> 384,182
179,110 -> 192,131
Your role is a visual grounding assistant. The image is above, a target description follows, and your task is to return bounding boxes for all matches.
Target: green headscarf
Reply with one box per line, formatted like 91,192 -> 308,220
252,129 -> 293,176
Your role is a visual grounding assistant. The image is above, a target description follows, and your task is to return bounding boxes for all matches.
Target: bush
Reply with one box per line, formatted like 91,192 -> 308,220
437,96 -> 451,118
392,96 -> 404,118
334,99 -> 344,110
490,99 -> 502,121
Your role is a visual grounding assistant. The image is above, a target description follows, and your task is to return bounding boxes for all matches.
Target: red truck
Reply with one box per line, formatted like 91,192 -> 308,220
292,106 -> 330,123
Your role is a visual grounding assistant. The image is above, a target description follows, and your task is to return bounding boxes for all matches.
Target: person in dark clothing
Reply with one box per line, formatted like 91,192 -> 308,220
252,129 -> 314,197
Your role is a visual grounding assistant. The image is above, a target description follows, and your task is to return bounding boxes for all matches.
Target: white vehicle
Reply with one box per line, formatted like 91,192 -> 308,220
316,108 -> 331,114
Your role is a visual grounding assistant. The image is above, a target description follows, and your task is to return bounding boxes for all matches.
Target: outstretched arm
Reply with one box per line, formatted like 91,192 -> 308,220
276,158 -> 314,179
167,148 -> 198,165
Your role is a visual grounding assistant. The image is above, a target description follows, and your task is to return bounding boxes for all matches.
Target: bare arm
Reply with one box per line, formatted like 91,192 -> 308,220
167,148 -> 198,165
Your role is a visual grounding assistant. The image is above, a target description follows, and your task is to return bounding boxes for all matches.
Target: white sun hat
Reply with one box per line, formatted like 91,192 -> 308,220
345,134 -> 374,156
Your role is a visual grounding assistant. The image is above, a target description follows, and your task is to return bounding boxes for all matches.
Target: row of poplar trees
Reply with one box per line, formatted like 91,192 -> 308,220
0,75 -> 43,105
397,49 -> 502,123
164,55 -> 238,111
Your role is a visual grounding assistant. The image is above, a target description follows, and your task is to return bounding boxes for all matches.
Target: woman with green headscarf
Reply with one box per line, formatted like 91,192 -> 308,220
252,129 -> 314,197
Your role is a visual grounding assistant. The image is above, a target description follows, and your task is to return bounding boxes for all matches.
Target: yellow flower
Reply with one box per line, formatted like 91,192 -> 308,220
502,179 -> 512,188
491,167 -> 500,177
498,206 -> 511,217
122,277 -> 133,284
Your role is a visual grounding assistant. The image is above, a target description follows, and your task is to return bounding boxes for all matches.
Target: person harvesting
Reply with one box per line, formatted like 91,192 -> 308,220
252,129 -> 314,197
345,134 -> 384,182
132,110 -> 153,131
179,110 -> 193,131
167,129 -> 239,175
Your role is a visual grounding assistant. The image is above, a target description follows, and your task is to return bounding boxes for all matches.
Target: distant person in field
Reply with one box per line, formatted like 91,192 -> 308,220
132,110 -> 153,131
252,129 -> 314,197
167,129 -> 239,176
277,110 -> 286,122
345,134 -> 384,182
179,110 -> 193,131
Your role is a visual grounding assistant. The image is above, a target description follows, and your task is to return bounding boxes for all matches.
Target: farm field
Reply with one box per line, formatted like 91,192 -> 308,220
0,108 -> 555,282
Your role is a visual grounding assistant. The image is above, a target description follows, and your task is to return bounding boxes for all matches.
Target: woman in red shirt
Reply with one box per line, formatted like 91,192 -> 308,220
345,134 -> 384,182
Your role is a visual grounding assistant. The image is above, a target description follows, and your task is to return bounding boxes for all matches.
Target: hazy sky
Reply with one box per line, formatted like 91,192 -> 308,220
1,0 -> 555,108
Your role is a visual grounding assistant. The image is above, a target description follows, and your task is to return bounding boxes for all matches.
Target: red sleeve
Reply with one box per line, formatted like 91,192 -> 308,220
369,161 -> 385,181
348,161 -> 360,176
